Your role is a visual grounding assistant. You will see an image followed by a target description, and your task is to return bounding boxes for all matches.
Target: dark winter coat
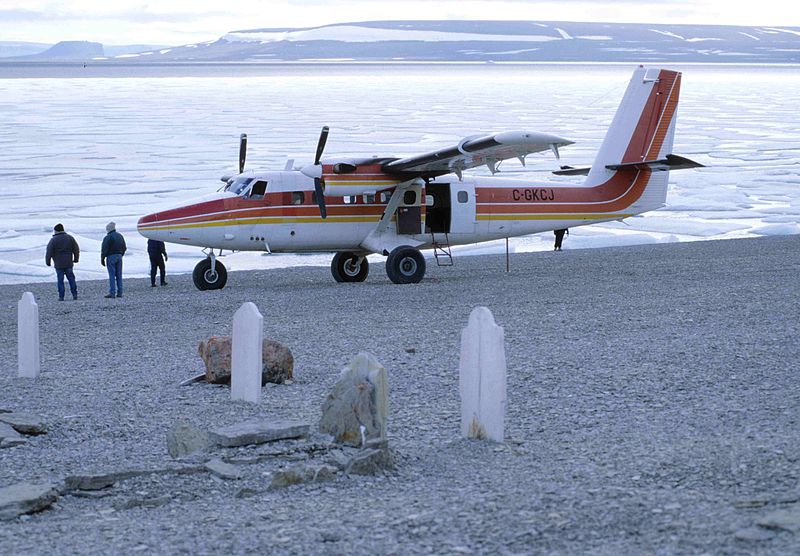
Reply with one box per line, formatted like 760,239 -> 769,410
101,230 -> 127,263
147,239 -> 167,259
45,231 -> 80,269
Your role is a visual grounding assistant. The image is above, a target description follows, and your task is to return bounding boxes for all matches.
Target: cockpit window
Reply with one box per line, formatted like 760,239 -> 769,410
226,177 -> 253,195
248,180 -> 268,199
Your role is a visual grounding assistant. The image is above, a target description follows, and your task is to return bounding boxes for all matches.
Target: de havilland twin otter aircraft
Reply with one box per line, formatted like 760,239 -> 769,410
138,66 -> 702,290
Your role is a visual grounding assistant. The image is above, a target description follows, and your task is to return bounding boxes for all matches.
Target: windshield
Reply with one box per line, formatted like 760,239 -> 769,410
225,176 -> 253,195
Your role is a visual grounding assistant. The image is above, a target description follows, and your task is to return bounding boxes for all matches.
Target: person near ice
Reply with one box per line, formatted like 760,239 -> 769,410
554,228 -> 569,251
147,238 -> 168,287
45,223 -> 80,300
101,221 -> 127,298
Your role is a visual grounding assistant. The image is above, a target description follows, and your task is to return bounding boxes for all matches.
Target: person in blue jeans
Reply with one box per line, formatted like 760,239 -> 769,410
45,223 -> 80,300
101,221 -> 127,298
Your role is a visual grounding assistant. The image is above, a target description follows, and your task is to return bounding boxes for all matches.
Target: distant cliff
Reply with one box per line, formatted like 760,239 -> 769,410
5,21 -> 800,64
31,41 -> 104,59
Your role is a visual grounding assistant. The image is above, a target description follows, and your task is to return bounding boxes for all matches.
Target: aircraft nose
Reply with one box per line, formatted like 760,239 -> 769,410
137,212 -> 159,237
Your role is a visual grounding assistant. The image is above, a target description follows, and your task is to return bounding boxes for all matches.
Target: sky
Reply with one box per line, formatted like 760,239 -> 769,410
2,0 -> 800,46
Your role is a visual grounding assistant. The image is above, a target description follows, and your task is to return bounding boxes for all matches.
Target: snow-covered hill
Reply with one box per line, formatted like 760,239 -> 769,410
6,21 -> 800,63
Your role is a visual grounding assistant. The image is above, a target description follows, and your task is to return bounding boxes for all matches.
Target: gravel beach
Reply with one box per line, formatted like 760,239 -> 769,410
1,235 -> 799,555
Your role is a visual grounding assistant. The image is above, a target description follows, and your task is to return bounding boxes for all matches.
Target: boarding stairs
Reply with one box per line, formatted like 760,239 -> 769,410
431,232 -> 453,266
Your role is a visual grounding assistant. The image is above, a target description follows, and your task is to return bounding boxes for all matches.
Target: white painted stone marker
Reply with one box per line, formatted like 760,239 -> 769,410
17,292 -> 40,379
459,306 -> 507,442
231,302 -> 263,403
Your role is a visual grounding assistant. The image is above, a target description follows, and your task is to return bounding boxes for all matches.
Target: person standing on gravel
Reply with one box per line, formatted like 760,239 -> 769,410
45,223 -> 80,301
101,221 -> 127,298
554,228 -> 568,251
147,238 -> 168,287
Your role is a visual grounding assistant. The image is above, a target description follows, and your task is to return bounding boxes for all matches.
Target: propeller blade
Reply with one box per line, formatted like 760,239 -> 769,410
313,126 -> 329,165
238,133 -> 247,174
314,178 -> 327,219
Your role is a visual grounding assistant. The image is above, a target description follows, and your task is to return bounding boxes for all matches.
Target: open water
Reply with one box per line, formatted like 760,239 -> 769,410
1,63 -> 798,284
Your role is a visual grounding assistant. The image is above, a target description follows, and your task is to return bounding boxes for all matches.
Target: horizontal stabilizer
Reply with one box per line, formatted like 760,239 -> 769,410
554,154 -> 702,177
606,154 -> 704,172
552,165 -> 590,176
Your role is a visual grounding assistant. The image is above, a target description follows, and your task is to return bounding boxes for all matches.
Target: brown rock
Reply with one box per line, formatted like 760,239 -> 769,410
198,336 -> 293,385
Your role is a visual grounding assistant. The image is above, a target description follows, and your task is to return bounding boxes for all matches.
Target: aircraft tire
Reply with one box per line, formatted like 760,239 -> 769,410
386,246 -> 425,284
331,252 -> 369,282
193,258 -> 228,290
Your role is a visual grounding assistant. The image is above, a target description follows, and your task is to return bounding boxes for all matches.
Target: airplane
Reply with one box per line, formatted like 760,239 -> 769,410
137,66 -> 702,290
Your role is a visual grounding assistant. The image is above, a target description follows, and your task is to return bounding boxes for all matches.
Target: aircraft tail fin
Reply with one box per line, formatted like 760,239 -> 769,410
583,67 -> 701,211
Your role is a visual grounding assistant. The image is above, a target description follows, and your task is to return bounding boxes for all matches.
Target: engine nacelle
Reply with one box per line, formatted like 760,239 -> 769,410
321,162 -> 402,197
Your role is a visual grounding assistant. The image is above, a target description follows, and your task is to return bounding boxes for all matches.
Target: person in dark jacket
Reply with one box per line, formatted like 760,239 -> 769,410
45,223 -> 80,300
553,228 -> 568,251
101,221 -> 127,298
147,239 -> 168,287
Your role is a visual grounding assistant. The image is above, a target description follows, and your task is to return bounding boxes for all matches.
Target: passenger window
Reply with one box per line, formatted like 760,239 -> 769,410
403,191 -> 417,205
292,191 -> 304,205
363,194 -> 375,204
457,191 -> 468,203
379,192 -> 390,203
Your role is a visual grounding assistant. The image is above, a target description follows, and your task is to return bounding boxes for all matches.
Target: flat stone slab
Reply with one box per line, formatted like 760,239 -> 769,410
757,505 -> 800,533
205,458 -> 242,480
0,412 -> 47,435
0,423 -> 26,447
64,474 -> 117,491
0,483 -> 59,520
208,419 -> 309,448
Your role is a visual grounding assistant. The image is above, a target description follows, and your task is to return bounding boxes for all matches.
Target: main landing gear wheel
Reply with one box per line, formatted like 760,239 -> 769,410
331,252 -> 369,282
193,258 -> 228,290
386,246 -> 426,284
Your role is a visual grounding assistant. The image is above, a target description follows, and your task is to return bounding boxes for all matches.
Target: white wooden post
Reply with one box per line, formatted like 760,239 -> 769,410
18,292 -> 40,378
459,306 -> 506,442
231,302 -> 263,403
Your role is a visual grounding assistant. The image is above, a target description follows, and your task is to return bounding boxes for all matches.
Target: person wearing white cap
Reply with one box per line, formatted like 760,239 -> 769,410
100,221 -> 127,298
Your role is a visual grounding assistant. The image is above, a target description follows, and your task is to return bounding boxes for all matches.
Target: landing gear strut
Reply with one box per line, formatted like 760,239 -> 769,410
386,246 -> 425,284
331,252 -> 369,282
193,257 -> 228,290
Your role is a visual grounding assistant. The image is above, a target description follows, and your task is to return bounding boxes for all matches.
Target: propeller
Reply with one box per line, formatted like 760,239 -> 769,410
238,133 -> 247,174
312,126 -> 329,219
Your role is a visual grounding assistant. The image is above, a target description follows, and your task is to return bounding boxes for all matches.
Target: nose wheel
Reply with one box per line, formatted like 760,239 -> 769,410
193,258 -> 228,290
331,251 -> 369,282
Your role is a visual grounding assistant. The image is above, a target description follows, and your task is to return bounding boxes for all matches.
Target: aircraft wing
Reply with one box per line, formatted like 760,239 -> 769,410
381,131 -> 573,179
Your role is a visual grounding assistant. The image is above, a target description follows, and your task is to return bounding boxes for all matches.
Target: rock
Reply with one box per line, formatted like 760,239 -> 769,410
198,336 -> 293,385
1,438 -> 27,448
0,482 -> 59,520
0,422 -> 26,447
208,419 -> 309,448
0,412 -> 47,435
64,474 -> 117,491
345,447 -> 395,476
178,372 -> 207,386
166,419 -> 211,458
268,464 -> 337,490
734,526 -> 776,542
205,458 -> 242,480
319,352 -> 388,447
757,504 -> 800,533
